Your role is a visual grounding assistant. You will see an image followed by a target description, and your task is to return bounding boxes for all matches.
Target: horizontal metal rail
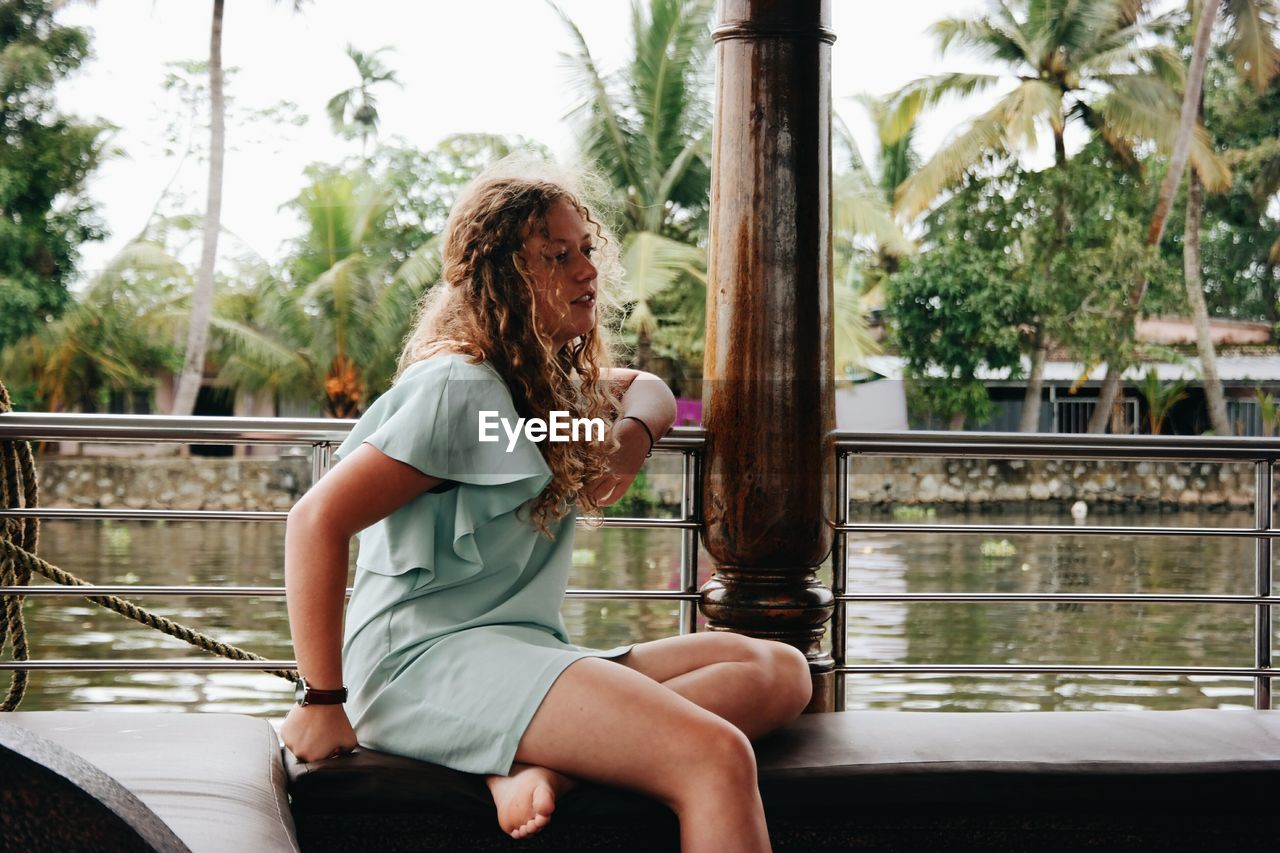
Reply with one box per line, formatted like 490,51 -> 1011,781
832,432 -> 1278,710
837,593 -> 1276,605
0,507 -> 698,529
5,586 -> 1268,607
837,522 -> 1280,538
833,429 -> 1280,461
838,664 -> 1274,678
0,660 -> 300,672
2,661 -> 1271,677
0,412 -> 351,444
0,584 -> 699,601
0,412 -> 706,449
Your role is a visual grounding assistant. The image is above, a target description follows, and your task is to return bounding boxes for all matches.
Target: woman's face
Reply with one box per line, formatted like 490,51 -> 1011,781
520,199 -> 598,348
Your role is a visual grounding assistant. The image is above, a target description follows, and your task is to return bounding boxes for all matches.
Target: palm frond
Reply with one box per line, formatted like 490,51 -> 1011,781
833,280 -> 880,374
391,237 -> 444,294
891,71 -> 1006,117
1224,0 -> 1280,90
894,89 -> 1030,219
326,89 -> 355,133
835,178 -> 916,258
932,15 -> 1031,65
550,1 -> 643,198
1093,81 -> 1232,190
651,130 -> 710,231
629,0 -> 714,197
620,230 -> 706,333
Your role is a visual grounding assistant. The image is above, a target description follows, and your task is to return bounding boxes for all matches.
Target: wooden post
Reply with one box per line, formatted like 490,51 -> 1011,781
700,0 -> 836,711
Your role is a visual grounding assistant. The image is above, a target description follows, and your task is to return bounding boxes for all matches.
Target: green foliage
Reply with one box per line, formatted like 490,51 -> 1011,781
891,0 -> 1227,218
889,146 -> 1174,426
1137,368 -> 1188,435
0,240 -> 187,411
212,134 -> 542,415
1254,387 -> 1280,436
889,236 -> 1023,425
1199,45 -> 1280,325
367,133 -> 551,265
326,44 -> 401,155
554,0 -> 715,374
0,0 -> 109,351
602,468 -> 663,517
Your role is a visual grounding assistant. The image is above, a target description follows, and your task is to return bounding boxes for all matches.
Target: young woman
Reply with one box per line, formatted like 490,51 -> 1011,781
280,163 -> 811,852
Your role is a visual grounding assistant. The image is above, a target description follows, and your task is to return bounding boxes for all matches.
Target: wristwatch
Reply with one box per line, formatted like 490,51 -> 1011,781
296,675 -> 348,706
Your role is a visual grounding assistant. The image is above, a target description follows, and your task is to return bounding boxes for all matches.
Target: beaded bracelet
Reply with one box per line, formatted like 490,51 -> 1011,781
620,415 -> 655,457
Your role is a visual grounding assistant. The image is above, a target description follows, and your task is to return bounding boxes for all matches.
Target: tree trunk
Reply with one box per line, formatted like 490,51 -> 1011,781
172,0 -> 225,416
948,411 -> 966,431
1089,0 -> 1221,433
1020,330 -> 1047,432
1264,257 -> 1278,340
635,327 -> 652,372
1185,164 -> 1231,435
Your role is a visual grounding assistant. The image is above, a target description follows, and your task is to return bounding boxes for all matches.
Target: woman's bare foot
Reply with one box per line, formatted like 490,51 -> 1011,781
485,763 -> 575,839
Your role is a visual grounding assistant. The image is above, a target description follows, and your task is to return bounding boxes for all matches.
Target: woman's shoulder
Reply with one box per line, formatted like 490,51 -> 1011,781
399,351 -> 500,384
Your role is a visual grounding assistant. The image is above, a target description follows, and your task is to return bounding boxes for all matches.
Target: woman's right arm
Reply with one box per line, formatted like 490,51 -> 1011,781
281,442 -> 443,761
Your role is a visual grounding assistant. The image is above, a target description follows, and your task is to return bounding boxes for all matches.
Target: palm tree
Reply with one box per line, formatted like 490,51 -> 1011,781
1137,368 -> 1189,434
213,171 -> 425,417
170,0 -> 225,417
832,105 -> 917,376
326,44 -> 402,157
1089,0 -> 1278,432
1,241 -> 187,412
892,0 -> 1229,219
843,98 -> 919,305
552,0 -> 715,372
170,0 -> 310,417
891,1 -> 1235,433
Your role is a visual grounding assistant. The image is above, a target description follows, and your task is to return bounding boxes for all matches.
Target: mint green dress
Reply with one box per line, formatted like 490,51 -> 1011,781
335,354 -> 633,776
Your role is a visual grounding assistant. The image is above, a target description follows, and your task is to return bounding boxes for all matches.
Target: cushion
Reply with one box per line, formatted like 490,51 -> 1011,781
286,709 -> 1280,851
7,712 -> 299,853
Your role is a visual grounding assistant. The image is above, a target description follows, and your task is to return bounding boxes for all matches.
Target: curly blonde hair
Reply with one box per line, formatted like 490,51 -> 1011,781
398,160 -> 625,536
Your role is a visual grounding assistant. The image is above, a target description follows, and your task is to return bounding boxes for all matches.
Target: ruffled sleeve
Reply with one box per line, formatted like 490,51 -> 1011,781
333,355 -> 552,591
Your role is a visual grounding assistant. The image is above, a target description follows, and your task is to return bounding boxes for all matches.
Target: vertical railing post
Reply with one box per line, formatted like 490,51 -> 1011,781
701,0 -> 837,710
833,449 -> 848,711
679,449 -> 699,635
311,443 -> 333,488
1255,460 -> 1273,709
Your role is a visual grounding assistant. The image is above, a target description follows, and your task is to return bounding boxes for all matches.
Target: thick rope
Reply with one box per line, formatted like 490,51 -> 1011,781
0,380 -> 297,712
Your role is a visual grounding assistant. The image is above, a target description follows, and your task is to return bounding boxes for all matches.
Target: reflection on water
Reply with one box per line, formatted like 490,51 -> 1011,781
843,506 -> 1264,712
9,507 -> 1269,715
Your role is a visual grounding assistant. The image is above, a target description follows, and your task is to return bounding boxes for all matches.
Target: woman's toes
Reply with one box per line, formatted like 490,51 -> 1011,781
532,784 -> 556,819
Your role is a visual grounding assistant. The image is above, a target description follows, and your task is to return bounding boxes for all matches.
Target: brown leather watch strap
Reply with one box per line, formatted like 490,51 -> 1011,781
297,677 -> 348,706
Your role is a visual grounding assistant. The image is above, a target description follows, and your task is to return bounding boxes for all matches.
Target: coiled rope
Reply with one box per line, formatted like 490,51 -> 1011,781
0,380 -> 298,712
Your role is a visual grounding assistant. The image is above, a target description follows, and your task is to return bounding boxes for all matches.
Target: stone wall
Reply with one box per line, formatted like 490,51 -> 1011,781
30,453 -> 1262,511
844,456 -> 1259,510
35,456 -> 312,511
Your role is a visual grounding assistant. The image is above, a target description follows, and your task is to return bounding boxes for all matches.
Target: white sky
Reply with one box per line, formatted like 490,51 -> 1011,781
57,0 -> 1019,280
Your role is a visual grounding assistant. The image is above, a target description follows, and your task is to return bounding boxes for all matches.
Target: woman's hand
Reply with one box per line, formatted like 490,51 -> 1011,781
281,703 -> 359,762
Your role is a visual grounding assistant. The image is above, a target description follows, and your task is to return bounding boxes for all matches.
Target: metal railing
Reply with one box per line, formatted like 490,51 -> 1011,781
2,414 -> 1274,713
0,413 -> 703,674
831,430 -> 1277,711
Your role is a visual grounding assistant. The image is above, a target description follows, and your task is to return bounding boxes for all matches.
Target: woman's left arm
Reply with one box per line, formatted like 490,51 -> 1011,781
588,369 -> 677,506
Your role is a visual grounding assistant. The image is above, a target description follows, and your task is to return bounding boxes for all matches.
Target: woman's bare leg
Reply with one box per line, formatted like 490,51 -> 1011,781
618,633 -> 813,739
486,634 -> 810,840
492,656 -> 771,852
